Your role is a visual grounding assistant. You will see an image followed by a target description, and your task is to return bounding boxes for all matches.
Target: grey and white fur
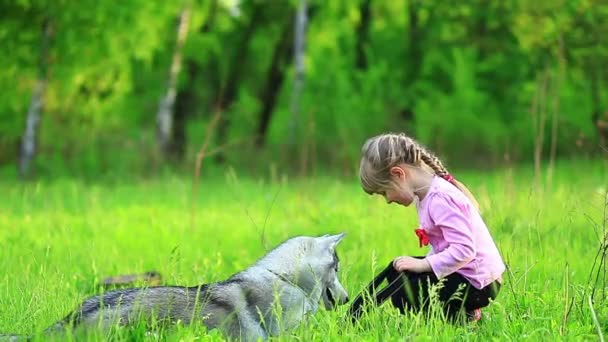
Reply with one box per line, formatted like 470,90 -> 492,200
1,233 -> 348,341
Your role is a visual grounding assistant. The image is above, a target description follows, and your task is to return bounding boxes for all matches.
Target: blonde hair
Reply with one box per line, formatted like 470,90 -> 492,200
359,132 -> 480,210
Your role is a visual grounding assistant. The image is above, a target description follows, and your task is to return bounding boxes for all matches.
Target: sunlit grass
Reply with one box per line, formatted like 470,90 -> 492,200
0,159 -> 606,340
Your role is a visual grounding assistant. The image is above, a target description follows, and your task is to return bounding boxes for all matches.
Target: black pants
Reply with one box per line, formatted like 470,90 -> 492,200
347,258 -> 501,323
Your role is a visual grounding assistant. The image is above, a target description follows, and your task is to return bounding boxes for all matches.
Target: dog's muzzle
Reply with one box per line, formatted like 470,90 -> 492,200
323,287 -> 349,309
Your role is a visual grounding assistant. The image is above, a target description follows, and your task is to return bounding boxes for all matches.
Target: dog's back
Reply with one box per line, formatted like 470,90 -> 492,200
47,285 -> 210,331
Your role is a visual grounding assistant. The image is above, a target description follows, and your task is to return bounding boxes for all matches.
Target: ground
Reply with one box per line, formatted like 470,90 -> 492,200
0,160 -> 606,341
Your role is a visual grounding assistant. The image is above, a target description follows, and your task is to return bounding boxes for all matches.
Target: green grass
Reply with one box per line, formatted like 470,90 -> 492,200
0,160 -> 607,341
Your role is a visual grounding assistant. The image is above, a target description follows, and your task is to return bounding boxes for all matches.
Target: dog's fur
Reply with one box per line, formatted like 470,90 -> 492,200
1,234 -> 348,341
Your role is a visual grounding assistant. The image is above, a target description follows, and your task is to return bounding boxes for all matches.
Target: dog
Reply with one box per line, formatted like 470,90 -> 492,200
1,233 -> 348,341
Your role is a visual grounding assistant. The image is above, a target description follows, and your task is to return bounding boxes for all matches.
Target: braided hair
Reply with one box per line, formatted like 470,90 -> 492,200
359,133 -> 480,210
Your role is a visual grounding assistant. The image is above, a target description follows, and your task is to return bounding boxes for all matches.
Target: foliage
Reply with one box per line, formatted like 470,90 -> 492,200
1,0 -> 607,176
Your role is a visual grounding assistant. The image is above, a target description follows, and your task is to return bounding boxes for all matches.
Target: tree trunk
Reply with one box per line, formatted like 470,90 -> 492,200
548,78 -> 560,184
589,53 -> 604,154
157,6 -> 191,159
533,71 -> 548,189
402,0 -> 423,126
255,12 -> 295,148
201,0 -> 218,33
474,0 -> 488,60
355,0 -> 371,70
548,35 -> 565,185
19,18 -> 51,179
172,0 -> 219,160
214,4 -> 262,163
289,0 -> 308,146
173,61 -> 198,160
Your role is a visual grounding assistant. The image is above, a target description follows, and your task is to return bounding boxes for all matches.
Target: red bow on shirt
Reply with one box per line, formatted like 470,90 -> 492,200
415,228 -> 429,247
443,174 -> 456,184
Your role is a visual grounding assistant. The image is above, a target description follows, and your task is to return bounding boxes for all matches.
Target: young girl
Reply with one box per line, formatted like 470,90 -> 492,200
348,132 -> 505,323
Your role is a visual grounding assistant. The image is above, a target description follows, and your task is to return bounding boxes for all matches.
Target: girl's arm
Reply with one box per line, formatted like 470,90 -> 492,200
393,256 -> 432,273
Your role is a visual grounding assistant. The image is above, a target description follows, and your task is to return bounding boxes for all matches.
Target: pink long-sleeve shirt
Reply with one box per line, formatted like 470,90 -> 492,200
416,176 -> 505,289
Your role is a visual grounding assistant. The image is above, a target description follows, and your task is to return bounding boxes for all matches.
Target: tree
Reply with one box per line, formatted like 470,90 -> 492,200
19,18 -> 51,179
355,0 -> 372,71
157,4 -> 192,160
214,1 -> 263,163
172,0 -> 219,160
288,0 -> 309,146
255,17 -> 295,147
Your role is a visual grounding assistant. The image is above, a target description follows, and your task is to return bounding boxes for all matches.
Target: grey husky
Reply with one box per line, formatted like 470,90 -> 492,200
1,233 -> 348,341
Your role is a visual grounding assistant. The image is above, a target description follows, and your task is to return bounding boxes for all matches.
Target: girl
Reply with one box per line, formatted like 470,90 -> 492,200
348,133 -> 505,323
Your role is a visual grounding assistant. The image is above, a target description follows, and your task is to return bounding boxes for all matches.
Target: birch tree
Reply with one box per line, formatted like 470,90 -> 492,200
18,18 -> 51,179
289,0 -> 308,145
157,5 -> 192,159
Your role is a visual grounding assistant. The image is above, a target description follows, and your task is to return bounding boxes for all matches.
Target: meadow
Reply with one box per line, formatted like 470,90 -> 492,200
0,160 -> 607,341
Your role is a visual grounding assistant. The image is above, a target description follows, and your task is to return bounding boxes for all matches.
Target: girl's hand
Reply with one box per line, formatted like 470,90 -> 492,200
393,256 -> 432,273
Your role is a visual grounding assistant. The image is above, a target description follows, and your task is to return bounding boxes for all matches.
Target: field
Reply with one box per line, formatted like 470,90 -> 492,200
1,160 -> 607,341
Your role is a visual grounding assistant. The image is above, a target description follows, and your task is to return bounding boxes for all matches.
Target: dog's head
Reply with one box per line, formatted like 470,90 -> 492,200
312,233 -> 349,309
262,233 -> 349,310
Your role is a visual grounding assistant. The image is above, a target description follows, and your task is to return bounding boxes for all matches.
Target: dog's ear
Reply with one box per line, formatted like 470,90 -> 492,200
321,232 -> 345,250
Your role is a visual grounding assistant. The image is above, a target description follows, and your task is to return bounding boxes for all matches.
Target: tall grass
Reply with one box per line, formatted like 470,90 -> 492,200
0,159 -> 606,340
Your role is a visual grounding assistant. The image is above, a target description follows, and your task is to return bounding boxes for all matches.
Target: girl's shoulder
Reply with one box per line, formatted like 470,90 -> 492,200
421,177 -> 474,221
423,177 -> 470,208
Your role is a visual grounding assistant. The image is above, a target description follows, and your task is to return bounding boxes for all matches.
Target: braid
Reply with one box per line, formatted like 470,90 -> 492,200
416,144 -> 480,211
419,148 -> 449,177
396,134 -> 421,164
394,133 -> 450,177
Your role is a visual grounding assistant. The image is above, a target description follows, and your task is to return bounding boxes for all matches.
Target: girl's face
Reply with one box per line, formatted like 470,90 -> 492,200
380,166 -> 417,207
383,186 -> 414,206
